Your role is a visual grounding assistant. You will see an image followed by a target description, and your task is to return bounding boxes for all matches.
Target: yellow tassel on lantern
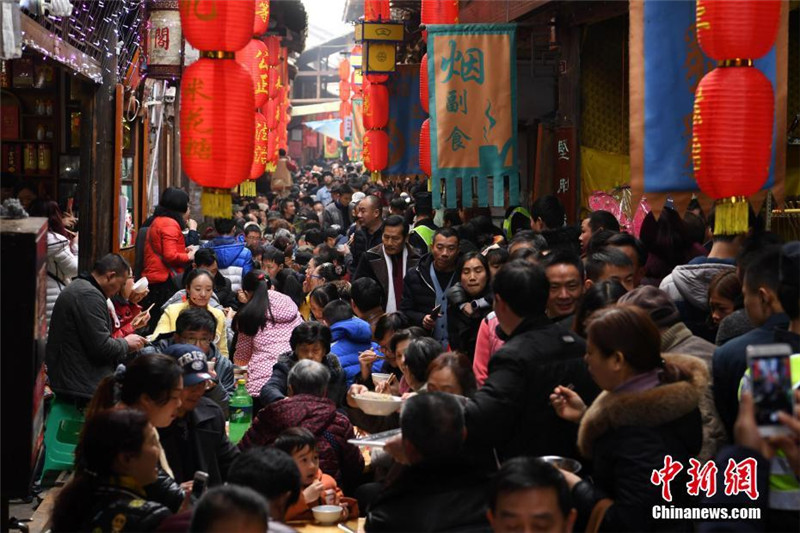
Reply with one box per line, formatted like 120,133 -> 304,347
370,170 -> 381,183
713,196 -> 749,236
265,162 -> 277,173
238,181 -> 257,197
202,188 -> 233,218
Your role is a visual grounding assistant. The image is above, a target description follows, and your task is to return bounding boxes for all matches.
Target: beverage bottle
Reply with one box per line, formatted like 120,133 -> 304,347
228,379 -> 253,444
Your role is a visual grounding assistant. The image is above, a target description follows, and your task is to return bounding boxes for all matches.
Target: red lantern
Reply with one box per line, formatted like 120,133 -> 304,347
419,119 -> 431,176
250,112 -> 268,179
365,0 -> 390,21
181,58 -> 254,215
363,82 -> 388,130
264,97 -> 280,130
340,101 -> 352,118
363,129 -> 389,171
263,35 -> 281,66
692,66 -> 773,232
338,59 -> 350,82
421,0 -> 459,38
696,0 -> 780,61
420,53 -> 429,113
266,129 -> 279,163
339,80 -> 351,101
339,120 -> 347,142
253,0 -> 270,36
236,39 -> 269,108
267,67 -> 281,99
180,0 -> 253,52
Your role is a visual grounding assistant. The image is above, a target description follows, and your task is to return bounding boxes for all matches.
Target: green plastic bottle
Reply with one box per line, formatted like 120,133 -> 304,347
228,379 -> 253,444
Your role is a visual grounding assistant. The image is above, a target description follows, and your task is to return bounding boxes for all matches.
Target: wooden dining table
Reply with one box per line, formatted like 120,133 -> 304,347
288,516 -> 365,533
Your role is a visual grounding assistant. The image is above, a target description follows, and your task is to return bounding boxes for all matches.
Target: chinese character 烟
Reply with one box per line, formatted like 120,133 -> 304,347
723,457 -> 759,501
445,126 -> 471,152
440,40 -> 485,85
557,139 -> 570,160
651,455 -> 684,502
446,89 -> 468,114
686,458 -> 718,498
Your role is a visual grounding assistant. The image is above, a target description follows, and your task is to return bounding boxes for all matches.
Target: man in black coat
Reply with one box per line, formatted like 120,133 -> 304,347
158,344 -> 240,486
366,393 -> 492,532
46,254 -> 146,402
353,215 -> 420,313
399,227 -> 460,346
464,260 -> 600,462
350,195 -> 384,276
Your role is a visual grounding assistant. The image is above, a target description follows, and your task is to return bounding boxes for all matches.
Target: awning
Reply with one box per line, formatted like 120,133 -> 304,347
303,118 -> 342,142
291,100 -> 340,117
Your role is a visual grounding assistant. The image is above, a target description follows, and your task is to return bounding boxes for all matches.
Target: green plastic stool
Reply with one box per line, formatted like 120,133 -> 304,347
42,396 -> 85,476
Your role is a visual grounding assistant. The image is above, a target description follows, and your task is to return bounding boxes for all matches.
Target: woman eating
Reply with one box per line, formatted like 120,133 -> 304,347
150,269 -> 229,357
550,305 -> 705,531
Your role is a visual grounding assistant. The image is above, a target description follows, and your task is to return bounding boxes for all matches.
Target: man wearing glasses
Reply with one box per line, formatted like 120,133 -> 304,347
143,307 -> 235,416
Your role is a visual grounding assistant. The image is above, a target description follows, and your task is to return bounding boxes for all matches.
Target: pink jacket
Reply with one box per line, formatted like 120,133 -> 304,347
472,312 -> 504,387
234,290 -> 304,396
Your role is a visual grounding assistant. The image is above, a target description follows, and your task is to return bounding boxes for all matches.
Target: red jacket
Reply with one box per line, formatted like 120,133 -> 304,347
239,394 -> 364,486
142,216 -> 189,283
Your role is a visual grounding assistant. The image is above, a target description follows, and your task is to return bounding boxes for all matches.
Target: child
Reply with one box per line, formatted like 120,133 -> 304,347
274,427 -> 357,522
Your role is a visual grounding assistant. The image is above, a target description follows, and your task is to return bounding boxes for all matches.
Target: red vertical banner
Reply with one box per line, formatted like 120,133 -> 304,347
554,126 -> 577,223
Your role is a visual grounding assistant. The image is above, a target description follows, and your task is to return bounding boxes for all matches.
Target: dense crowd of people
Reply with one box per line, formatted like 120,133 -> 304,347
41,159 -> 800,532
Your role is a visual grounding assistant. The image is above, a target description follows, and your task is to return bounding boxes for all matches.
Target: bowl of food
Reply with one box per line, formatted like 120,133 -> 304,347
132,277 -> 149,293
311,505 -> 343,525
371,373 -> 392,386
353,391 -> 402,416
538,455 -> 582,474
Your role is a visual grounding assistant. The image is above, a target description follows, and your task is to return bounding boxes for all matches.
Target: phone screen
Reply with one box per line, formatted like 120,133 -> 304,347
750,354 -> 794,427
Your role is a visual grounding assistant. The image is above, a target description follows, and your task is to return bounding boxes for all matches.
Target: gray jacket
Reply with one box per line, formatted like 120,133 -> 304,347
660,262 -> 735,311
662,322 -> 728,460
45,274 -> 129,399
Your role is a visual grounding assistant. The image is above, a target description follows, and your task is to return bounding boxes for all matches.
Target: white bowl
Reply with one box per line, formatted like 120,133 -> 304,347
539,455 -> 582,474
311,505 -> 342,525
353,393 -> 402,416
371,372 -> 391,386
132,277 -> 149,293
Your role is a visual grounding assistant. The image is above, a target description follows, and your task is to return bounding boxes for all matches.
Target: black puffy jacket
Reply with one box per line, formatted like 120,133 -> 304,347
73,480 -> 171,532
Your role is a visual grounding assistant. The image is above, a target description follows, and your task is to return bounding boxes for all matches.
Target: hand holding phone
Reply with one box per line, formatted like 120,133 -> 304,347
191,471 -> 209,501
747,344 -> 795,437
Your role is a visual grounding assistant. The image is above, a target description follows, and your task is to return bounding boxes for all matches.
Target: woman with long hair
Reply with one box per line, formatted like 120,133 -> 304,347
29,200 -> 78,332
309,282 -> 340,322
140,188 -> 196,331
234,270 -> 303,398
86,354 -> 184,511
150,269 -> 229,356
446,252 -> 493,360
551,305 -> 705,531
572,280 -> 628,338
50,409 -> 172,532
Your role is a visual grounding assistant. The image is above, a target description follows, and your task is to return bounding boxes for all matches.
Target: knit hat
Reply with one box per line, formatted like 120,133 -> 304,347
617,285 -> 681,328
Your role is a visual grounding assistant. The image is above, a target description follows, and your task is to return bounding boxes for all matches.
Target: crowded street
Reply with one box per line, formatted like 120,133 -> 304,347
1,0 -> 799,532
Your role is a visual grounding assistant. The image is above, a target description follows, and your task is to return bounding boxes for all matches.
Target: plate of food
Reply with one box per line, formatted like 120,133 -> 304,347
352,390 -> 402,416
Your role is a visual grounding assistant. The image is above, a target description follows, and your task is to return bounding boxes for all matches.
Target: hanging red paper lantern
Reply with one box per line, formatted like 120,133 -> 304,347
267,67 -> 281,99
263,35 -> 281,66
695,0 -> 780,61
340,101 -> 352,118
419,54 -> 429,113
421,0 -> 459,38
250,112 -> 268,179
266,128 -> 279,163
180,0 -> 253,52
338,59 -> 350,82
363,129 -> 389,171
264,97 -> 280,130
692,66 -> 773,231
365,0 -> 390,21
339,80 -> 351,101
366,73 -> 389,84
181,58 -> 254,215
363,82 -> 388,130
236,39 -> 270,108
253,0 -> 270,36
419,119 -> 431,176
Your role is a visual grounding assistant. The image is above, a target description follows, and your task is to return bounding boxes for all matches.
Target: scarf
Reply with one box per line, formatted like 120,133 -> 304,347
383,246 -> 408,313
429,263 -> 455,347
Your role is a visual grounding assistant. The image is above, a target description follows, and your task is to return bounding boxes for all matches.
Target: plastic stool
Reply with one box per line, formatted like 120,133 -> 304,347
41,397 -> 84,476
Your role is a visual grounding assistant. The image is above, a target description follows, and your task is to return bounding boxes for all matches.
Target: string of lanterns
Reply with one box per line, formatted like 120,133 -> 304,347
362,0 -> 391,181
691,0 -> 779,235
179,0 -> 254,217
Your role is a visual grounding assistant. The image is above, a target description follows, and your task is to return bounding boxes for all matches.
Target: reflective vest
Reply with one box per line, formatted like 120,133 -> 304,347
738,353 -> 800,511
503,207 -> 531,240
410,224 -> 435,251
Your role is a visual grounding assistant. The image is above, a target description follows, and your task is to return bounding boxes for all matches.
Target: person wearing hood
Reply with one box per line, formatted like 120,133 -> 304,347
446,252 -> 494,360
240,359 -> 364,489
233,270 -> 304,400
551,305 -> 705,532
659,208 -> 746,341
259,322 -> 347,407
321,300 -> 373,386
139,188 -> 197,330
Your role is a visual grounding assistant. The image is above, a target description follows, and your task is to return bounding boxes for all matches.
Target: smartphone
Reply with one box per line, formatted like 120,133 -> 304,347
191,471 -> 209,500
431,304 -> 442,318
747,344 -> 795,437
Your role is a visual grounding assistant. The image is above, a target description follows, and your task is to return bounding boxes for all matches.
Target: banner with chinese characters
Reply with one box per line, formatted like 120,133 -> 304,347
146,8 -> 182,79
629,0 -> 787,212
349,98 -> 364,161
427,24 -> 518,208
386,65 -> 426,177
